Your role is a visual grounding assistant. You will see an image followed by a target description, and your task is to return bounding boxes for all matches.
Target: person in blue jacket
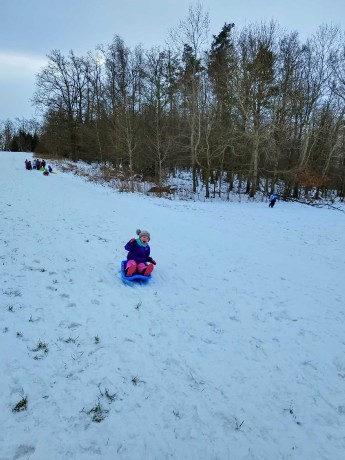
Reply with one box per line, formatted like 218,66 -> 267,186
269,193 -> 279,208
124,229 -> 156,276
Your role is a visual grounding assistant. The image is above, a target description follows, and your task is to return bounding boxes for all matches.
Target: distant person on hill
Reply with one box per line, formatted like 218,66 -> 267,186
36,159 -> 41,170
124,229 -> 156,277
25,159 -> 32,170
48,165 -> 53,173
43,168 -> 49,176
42,160 -> 46,168
269,193 -> 279,208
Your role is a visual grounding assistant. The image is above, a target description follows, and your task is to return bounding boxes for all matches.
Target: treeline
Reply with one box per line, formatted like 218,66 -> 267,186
0,118 -> 39,153
4,6 -> 345,199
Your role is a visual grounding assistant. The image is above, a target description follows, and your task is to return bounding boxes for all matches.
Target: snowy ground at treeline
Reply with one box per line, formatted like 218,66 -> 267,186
1,151 -> 345,460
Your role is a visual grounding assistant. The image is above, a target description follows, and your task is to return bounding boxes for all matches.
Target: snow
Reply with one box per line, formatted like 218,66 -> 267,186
1,151 -> 345,460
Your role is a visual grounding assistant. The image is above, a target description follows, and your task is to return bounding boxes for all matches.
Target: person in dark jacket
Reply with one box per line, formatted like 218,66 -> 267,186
269,193 -> 279,208
124,229 -> 156,276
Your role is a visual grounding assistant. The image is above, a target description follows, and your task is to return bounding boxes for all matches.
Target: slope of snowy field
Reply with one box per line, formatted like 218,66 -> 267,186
1,151 -> 344,460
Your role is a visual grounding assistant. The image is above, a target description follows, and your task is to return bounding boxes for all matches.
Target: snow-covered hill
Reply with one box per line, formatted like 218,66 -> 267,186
1,151 -> 344,460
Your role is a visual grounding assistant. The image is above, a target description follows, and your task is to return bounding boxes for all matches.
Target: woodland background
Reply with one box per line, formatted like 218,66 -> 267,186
1,5 -> 345,200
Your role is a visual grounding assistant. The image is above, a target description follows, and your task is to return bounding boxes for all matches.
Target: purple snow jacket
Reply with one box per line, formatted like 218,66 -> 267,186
125,239 -> 152,264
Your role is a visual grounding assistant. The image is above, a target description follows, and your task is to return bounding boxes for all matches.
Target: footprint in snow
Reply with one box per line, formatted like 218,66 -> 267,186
13,445 -> 36,460
59,321 -> 82,330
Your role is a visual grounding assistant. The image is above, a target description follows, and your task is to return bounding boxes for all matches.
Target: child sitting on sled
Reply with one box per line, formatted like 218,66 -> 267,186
124,229 -> 156,277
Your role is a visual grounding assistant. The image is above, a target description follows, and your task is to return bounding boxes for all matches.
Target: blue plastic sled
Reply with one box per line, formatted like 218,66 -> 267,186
120,260 -> 152,282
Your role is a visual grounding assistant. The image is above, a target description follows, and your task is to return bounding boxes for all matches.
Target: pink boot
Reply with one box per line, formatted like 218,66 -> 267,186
126,260 -> 137,277
141,264 -> 154,276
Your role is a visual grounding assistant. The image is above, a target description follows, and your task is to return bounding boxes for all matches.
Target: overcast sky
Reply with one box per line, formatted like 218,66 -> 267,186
1,0 -> 344,121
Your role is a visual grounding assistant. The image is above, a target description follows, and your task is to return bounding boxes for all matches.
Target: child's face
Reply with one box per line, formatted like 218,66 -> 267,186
140,235 -> 150,244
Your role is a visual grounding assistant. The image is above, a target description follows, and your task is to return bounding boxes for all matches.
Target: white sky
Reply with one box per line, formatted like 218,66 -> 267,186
1,0 -> 344,120
1,151 -> 345,459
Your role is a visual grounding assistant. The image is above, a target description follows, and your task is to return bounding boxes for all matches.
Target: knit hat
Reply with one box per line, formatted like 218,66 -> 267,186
136,229 -> 150,240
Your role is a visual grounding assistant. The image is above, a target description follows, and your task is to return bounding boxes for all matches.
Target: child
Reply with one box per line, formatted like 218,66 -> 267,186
124,229 -> 156,277
269,193 -> 279,208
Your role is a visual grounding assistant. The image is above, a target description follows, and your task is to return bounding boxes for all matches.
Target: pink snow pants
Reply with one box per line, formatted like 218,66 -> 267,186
126,260 -> 150,274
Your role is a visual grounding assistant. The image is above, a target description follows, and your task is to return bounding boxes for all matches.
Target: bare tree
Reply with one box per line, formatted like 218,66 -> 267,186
143,47 -> 179,188
170,3 -> 210,192
0,119 -> 15,151
234,22 -> 279,197
102,37 -> 145,190
32,50 -> 89,158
